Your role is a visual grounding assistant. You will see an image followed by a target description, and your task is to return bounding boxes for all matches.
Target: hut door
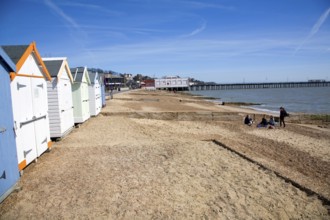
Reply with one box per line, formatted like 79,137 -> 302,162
0,73 -> 19,198
60,79 -> 74,130
101,84 -> 105,107
31,78 -> 49,157
81,83 -> 90,118
11,76 -> 37,166
95,85 -> 101,113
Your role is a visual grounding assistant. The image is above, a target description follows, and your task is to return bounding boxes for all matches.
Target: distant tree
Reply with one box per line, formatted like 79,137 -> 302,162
188,77 -> 210,85
133,74 -> 143,82
142,75 -> 153,80
108,70 -> 119,75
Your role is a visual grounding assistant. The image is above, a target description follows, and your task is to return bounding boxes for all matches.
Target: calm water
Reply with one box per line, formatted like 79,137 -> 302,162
190,87 -> 330,114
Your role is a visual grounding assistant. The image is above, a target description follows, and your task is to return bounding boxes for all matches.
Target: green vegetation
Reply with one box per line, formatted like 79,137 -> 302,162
310,114 -> 330,122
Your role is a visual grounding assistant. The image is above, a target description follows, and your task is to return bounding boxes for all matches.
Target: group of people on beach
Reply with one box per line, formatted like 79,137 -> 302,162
244,107 -> 288,128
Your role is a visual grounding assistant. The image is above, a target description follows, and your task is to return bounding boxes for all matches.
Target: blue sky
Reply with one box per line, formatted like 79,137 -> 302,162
1,0 -> 330,83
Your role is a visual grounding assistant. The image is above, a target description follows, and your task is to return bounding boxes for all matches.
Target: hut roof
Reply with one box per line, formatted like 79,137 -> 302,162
87,71 -> 100,84
1,45 -> 29,65
43,60 -> 63,77
0,47 -> 16,73
43,57 -> 73,82
71,67 -> 90,84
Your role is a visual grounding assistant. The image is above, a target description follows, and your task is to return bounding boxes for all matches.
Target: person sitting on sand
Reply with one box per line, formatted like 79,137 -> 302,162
244,115 -> 253,126
268,115 -> 275,126
257,115 -> 268,128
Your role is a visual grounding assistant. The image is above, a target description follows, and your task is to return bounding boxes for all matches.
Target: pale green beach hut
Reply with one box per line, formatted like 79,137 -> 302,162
71,67 -> 91,124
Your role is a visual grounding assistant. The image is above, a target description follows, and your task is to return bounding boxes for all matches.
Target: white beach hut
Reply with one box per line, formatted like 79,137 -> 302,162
1,42 -> 52,171
43,57 -> 74,138
88,70 -> 102,116
71,67 -> 91,123
0,48 -> 20,203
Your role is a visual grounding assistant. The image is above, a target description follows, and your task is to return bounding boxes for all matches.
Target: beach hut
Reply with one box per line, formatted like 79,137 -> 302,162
99,74 -> 106,107
1,42 -> 52,172
0,48 -> 20,203
88,70 -> 102,116
71,67 -> 91,123
43,57 -> 74,138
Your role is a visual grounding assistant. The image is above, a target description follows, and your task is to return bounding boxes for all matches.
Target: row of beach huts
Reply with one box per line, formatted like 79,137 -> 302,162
0,42 -> 107,203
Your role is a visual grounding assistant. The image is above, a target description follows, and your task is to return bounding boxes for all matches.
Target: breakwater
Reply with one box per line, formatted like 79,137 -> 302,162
190,81 -> 330,90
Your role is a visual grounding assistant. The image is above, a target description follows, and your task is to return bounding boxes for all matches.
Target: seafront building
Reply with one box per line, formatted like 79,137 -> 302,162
154,76 -> 190,91
104,74 -> 124,90
141,79 -> 156,90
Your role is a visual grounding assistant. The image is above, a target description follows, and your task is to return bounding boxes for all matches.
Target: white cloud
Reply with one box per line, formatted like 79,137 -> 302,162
59,2 -> 122,16
65,35 -> 329,81
294,7 -> 330,54
310,8 -> 330,37
74,37 -> 295,66
182,20 -> 207,37
181,1 -> 234,10
43,0 -> 96,62
44,0 -> 80,30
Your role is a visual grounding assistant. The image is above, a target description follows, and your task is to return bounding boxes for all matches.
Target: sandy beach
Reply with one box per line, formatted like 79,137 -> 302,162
1,89 -> 329,219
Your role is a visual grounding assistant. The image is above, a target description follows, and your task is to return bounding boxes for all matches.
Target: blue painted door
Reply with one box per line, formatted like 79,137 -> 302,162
101,83 -> 106,107
0,67 -> 20,201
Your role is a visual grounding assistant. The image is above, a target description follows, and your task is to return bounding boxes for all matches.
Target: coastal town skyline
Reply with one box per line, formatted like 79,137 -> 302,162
1,0 -> 330,83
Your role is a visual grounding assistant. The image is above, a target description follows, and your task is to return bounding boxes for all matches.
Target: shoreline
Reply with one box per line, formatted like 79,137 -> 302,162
1,89 -> 329,219
187,87 -> 330,115
182,90 -> 330,126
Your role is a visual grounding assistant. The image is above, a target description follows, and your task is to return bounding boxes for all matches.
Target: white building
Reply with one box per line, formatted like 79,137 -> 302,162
154,76 -> 189,91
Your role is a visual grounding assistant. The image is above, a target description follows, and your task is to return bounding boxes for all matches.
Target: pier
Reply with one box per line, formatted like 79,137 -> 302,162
189,81 -> 330,91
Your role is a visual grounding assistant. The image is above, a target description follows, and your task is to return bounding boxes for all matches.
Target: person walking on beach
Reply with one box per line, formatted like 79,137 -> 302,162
110,87 -> 114,99
279,107 -> 288,127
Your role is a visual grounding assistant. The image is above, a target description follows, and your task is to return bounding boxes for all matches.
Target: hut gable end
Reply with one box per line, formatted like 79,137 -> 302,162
71,67 -> 90,84
87,71 -> 101,85
43,58 -> 73,83
1,42 -> 51,81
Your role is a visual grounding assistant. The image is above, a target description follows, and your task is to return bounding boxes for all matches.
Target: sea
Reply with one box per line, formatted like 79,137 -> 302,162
189,87 -> 330,114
